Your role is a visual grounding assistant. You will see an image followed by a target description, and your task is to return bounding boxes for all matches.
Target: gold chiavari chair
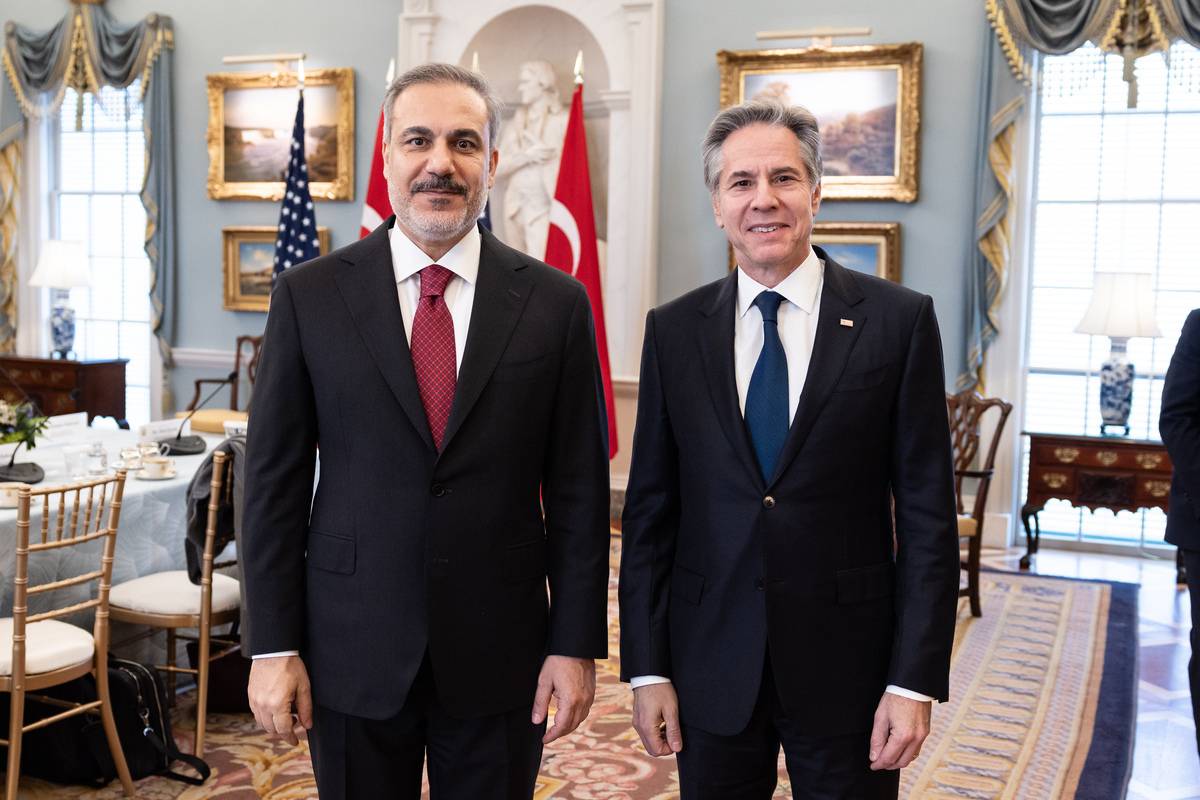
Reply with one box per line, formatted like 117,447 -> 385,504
0,471 -> 135,799
109,450 -> 239,758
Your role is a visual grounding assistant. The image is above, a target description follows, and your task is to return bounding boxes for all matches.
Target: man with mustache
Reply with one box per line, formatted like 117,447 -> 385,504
241,63 -> 611,799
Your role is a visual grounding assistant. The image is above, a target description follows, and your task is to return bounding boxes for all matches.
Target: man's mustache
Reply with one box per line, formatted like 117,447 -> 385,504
410,177 -> 469,196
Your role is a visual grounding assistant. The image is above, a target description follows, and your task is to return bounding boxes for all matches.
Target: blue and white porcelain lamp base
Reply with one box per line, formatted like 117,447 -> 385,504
49,297 -> 76,359
1098,336 -> 1133,437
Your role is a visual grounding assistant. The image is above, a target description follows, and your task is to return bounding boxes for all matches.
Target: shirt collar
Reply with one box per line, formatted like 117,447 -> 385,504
736,247 -> 823,319
388,222 -> 481,286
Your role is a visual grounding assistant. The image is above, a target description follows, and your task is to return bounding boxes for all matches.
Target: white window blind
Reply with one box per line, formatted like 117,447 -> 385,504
52,83 -> 151,427
1022,42 -> 1200,547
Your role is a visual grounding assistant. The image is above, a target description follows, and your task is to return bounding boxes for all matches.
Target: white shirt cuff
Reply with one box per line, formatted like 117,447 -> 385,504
630,675 -> 672,689
885,684 -> 934,702
251,650 -> 300,659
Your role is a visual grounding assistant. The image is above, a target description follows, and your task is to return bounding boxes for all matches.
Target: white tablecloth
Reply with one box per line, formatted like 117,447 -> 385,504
0,429 -> 227,619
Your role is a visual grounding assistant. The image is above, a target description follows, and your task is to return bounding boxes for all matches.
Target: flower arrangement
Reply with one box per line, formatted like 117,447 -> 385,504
0,400 -> 48,469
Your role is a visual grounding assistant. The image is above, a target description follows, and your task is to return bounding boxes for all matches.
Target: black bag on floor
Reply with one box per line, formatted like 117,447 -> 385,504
0,657 -> 210,787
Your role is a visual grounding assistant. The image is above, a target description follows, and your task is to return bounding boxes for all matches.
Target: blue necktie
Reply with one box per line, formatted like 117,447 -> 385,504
745,291 -> 789,482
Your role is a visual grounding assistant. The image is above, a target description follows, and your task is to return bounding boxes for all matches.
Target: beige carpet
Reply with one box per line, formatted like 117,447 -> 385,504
10,542 -> 1134,799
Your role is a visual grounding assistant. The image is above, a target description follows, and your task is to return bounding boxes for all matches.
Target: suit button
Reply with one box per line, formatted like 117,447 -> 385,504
755,578 -> 765,591
763,496 -> 775,509
431,483 -> 447,497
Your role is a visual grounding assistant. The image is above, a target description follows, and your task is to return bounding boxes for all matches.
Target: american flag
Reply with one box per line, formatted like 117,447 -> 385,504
273,91 -> 319,275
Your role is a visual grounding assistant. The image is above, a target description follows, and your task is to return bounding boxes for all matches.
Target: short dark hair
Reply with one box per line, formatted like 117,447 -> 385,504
702,101 -> 823,192
381,63 -> 502,149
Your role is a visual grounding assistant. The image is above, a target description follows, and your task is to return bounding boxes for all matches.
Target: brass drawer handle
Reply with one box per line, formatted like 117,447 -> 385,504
1053,447 -> 1080,464
1135,453 -> 1163,470
1145,480 -> 1170,498
1096,451 -> 1119,467
1042,472 -> 1069,489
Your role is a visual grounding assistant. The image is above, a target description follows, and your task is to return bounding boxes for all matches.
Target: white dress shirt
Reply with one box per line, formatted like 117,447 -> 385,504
631,249 -> 933,704
253,222 -> 481,661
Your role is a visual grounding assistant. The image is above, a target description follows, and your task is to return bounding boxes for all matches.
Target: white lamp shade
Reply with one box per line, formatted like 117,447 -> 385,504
29,240 -> 90,289
1075,272 -> 1162,338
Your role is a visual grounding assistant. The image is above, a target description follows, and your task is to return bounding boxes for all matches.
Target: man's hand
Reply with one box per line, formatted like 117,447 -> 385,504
632,682 -> 683,756
532,655 -> 596,744
868,692 -> 931,770
248,655 -> 313,746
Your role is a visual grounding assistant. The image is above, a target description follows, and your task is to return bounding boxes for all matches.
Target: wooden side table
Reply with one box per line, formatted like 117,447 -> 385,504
1022,431 -> 1184,582
0,356 -> 128,428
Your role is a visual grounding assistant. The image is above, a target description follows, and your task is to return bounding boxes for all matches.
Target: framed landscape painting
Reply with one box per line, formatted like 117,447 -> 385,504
223,226 -> 331,312
811,222 -> 900,282
718,43 -> 922,202
207,68 -> 354,201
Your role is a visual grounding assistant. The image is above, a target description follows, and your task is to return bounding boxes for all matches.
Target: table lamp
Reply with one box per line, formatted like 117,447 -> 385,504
1075,271 -> 1161,436
29,240 -> 89,359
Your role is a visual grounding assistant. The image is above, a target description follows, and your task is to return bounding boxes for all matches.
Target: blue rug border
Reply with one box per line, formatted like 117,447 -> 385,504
981,567 -> 1138,799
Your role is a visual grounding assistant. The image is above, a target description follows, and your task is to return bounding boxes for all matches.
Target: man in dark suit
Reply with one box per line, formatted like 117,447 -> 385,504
241,63 -> 611,799
618,101 -> 959,798
1161,308 -> 1200,757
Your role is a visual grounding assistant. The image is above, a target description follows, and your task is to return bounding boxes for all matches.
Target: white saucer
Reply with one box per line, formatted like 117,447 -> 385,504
134,469 -> 177,481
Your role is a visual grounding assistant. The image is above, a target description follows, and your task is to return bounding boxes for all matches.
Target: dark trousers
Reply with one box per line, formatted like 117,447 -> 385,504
1185,548 -> 1200,758
307,654 -> 545,800
676,661 -> 899,800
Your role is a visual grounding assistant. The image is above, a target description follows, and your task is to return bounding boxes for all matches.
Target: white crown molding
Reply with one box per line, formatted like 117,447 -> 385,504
171,348 -> 236,370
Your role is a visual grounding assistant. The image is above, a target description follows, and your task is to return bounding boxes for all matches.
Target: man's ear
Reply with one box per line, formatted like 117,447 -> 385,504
488,147 -> 499,188
811,181 -> 822,217
711,191 -> 724,229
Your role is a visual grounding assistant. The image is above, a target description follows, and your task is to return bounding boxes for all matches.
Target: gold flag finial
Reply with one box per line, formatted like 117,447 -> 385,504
573,50 -> 584,85
471,51 -> 481,74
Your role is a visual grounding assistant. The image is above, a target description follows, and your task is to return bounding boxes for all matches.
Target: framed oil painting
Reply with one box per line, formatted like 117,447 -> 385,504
812,222 -> 900,282
717,43 -> 922,202
207,68 -> 354,201
223,225 -> 331,312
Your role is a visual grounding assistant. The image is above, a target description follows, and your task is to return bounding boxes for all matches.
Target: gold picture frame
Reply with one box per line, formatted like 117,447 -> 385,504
812,222 -> 901,282
206,68 -> 355,201
717,43 -> 922,202
222,225 -> 331,312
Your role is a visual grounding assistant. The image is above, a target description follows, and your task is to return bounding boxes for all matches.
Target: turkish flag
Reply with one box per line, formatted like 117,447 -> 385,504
544,83 -> 618,459
360,108 -> 390,238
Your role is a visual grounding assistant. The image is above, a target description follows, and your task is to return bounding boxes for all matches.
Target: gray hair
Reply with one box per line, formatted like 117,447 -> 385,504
701,101 -> 823,192
381,63 -> 503,149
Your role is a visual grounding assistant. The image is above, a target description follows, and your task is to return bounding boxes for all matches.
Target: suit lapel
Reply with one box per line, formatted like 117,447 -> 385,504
768,253 -> 865,487
698,272 -> 764,489
333,217 -> 436,451
437,228 -> 533,455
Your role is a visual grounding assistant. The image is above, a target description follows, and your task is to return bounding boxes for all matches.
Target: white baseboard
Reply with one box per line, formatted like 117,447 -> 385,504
171,348 -> 235,370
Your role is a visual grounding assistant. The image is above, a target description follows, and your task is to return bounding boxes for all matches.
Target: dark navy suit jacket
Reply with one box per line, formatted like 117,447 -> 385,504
618,248 -> 960,737
1162,308 -> 1200,552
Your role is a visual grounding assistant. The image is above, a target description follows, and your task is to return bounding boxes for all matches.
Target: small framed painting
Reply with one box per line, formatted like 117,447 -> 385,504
222,225 -> 331,312
718,43 -> 922,202
811,222 -> 900,282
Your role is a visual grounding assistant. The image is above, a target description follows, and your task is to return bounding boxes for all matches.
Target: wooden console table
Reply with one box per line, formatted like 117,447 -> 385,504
0,356 -> 128,428
1022,431 -> 1184,583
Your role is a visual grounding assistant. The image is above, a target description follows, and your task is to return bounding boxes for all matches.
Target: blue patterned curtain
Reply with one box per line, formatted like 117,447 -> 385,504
2,6 -> 176,363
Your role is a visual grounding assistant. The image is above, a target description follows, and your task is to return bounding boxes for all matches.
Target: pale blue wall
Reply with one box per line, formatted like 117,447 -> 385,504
8,0 -> 984,404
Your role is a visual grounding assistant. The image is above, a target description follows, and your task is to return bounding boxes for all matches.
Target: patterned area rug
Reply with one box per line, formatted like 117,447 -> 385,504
11,540 -> 1136,799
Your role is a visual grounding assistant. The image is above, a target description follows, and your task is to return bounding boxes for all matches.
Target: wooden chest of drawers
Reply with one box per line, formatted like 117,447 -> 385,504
1022,431 -> 1182,581
0,356 -> 128,428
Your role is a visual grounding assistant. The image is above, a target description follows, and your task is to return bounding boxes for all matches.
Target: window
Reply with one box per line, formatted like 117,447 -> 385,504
52,82 -> 152,427
1021,42 -> 1200,547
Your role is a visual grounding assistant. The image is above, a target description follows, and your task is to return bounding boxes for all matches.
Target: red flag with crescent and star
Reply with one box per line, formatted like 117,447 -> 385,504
360,61 -> 395,238
544,82 -> 618,459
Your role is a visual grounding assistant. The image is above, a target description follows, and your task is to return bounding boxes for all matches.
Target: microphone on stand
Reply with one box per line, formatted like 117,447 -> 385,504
158,373 -> 236,456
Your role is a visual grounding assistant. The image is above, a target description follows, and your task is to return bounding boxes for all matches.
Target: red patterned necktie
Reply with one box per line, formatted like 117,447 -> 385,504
410,264 -> 456,449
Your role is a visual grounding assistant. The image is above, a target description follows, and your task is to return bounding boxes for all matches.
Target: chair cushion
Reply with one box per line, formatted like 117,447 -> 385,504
110,571 -> 240,616
0,618 -> 94,676
957,515 -> 979,538
174,409 -> 248,435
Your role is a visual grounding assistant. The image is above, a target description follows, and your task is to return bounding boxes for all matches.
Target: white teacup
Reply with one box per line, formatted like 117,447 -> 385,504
118,447 -> 143,471
0,482 -> 28,508
141,456 -> 175,479
138,441 -> 170,460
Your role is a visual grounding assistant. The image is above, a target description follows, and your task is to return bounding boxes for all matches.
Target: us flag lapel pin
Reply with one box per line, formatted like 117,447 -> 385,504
840,318 -> 854,328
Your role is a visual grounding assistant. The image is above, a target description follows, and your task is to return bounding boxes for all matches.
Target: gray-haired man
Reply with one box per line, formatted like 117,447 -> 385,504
619,101 -> 959,798
242,63 -> 611,799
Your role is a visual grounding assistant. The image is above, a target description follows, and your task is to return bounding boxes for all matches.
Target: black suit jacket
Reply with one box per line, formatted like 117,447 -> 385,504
618,249 -> 959,737
241,219 -> 610,720
1161,309 -> 1200,551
